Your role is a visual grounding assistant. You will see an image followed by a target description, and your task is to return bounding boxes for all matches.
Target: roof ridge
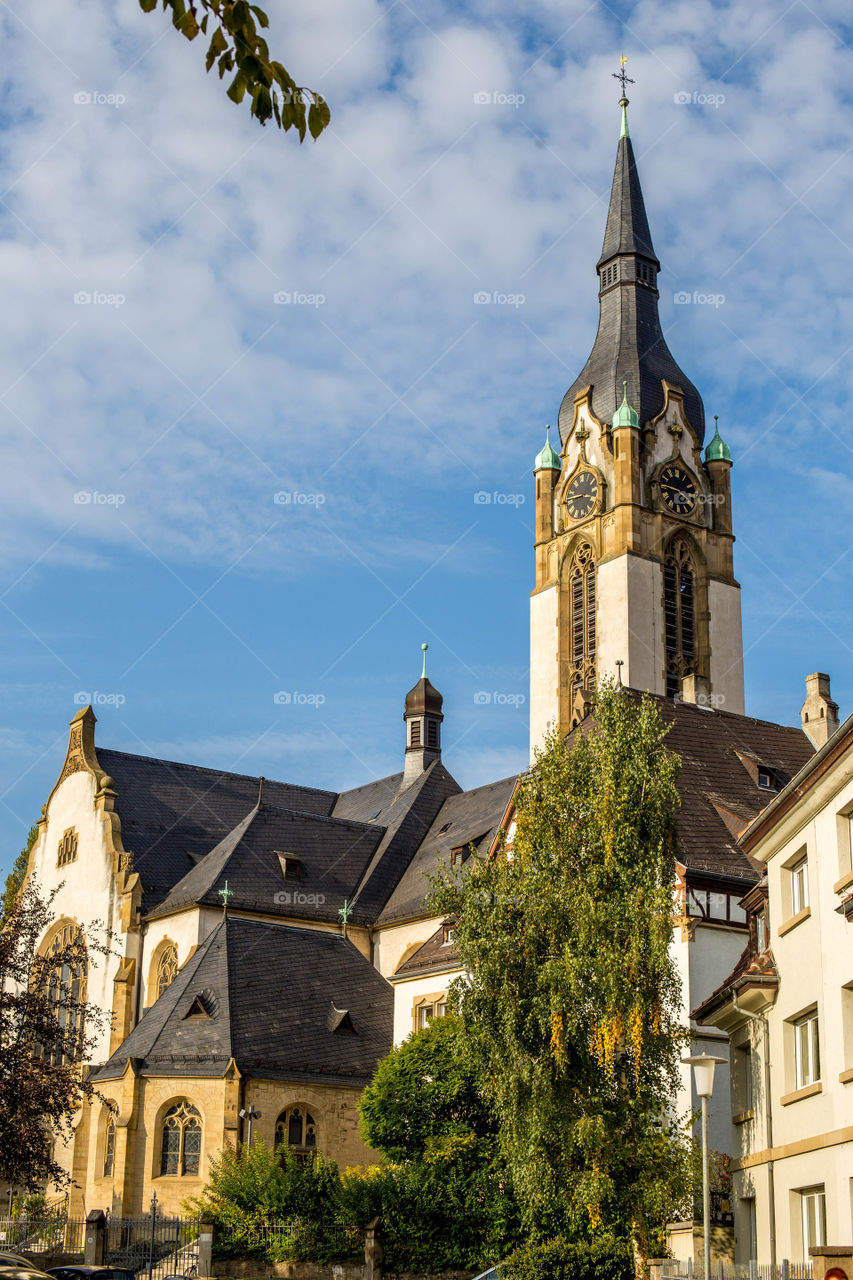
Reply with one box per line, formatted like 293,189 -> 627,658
98,747 -> 338,799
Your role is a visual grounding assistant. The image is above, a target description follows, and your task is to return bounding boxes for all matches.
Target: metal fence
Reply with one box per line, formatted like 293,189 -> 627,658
662,1262 -> 813,1280
0,1216 -> 87,1258
105,1213 -> 200,1280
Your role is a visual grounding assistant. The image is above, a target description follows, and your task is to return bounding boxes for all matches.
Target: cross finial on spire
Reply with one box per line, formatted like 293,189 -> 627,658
613,53 -> 634,100
421,642 -> 428,679
219,880 -> 233,916
615,659 -> 624,690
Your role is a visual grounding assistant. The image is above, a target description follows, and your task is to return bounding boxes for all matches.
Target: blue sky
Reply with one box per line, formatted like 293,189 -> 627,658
2,0 -> 853,874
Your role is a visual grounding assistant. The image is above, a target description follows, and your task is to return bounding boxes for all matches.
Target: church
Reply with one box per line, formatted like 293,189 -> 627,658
23,92 -> 836,1227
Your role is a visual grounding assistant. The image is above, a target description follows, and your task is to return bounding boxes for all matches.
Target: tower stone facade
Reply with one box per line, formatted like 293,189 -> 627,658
530,100 -> 744,755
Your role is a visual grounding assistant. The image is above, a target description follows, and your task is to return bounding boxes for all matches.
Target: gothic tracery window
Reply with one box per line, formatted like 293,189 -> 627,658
38,922 -> 88,1066
275,1106 -> 317,1160
103,1116 -> 115,1176
664,539 -> 696,697
156,942 -> 179,1000
569,542 -> 596,696
159,1100 -> 202,1176
57,828 -> 78,867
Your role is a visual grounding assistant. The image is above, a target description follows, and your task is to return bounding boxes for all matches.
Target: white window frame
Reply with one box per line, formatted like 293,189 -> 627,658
800,1186 -> 826,1256
791,856 -> 809,915
755,911 -> 767,952
794,1010 -> 820,1088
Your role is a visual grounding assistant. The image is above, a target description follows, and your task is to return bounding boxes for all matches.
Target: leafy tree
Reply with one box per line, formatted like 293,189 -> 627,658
359,1015 -> 496,1162
140,0 -> 331,140
429,683 -> 692,1255
0,883 -> 109,1191
1,825 -> 38,927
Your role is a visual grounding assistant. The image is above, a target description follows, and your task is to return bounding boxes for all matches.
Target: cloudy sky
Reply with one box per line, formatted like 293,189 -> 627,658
1,0 -> 852,873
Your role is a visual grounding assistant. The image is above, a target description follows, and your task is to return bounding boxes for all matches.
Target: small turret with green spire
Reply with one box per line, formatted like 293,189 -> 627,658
534,425 -> 561,471
611,380 -> 639,429
705,415 -> 732,463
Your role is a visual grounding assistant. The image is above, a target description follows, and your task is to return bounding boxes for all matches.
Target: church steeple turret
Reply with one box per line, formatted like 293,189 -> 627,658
401,644 -> 443,787
558,95 -> 705,443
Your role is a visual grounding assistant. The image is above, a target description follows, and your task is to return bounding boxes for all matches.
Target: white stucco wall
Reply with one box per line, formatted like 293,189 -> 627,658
597,554 -> 665,695
30,770 -> 131,1063
529,583 -> 558,759
390,969 -> 461,1045
709,579 -> 745,715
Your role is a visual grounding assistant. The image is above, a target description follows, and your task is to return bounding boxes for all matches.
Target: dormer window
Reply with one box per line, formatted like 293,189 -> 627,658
757,769 -> 775,790
276,852 -> 302,880
442,923 -> 456,946
755,911 -> 767,953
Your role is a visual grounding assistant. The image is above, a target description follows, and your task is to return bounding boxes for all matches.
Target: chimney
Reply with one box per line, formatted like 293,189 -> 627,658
680,672 -> 711,707
800,672 -> 839,749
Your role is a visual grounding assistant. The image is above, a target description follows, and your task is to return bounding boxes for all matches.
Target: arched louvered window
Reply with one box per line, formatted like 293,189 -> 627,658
159,1100 -> 202,1176
275,1107 -> 318,1162
664,540 -> 696,697
156,943 -> 179,1000
569,543 -> 596,696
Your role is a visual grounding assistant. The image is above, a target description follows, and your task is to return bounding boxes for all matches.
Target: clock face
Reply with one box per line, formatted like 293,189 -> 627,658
659,464 -> 697,515
565,469 -> 599,521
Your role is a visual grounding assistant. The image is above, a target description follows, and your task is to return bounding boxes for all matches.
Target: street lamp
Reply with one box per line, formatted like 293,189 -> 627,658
683,1053 -> 726,1280
239,1106 -> 261,1147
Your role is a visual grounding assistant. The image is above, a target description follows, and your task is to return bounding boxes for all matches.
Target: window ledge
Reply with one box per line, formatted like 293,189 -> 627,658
778,906 -> 811,937
839,1067 -> 853,1085
780,1081 -> 822,1106
833,868 -> 853,895
733,1109 -> 755,1125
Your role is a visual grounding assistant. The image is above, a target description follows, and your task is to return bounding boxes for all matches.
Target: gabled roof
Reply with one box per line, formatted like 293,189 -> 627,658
93,917 -> 393,1085
144,801 -> 385,927
98,748 -> 337,912
393,922 -> 459,977
376,774 -> 518,925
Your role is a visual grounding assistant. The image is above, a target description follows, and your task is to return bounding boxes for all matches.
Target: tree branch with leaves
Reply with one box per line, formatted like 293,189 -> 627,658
140,0 -> 331,139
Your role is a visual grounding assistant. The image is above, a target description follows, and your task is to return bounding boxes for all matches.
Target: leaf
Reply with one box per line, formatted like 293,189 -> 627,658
227,71 -> 247,103
249,4 -> 270,27
308,96 -> 331,137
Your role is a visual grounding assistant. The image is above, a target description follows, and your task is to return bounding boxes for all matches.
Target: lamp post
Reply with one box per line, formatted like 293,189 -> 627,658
239,1106 -> 261,1147
682,1054 -> 726,1280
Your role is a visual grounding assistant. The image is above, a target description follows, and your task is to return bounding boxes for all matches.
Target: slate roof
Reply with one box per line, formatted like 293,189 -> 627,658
558,120 -> 705,442
578,694 -> 814,882
93,917 -> 393,1086
376,774 -> 518,925
145,801 -> 385,928
98,749 -> 336,912
393,923 -> 459,977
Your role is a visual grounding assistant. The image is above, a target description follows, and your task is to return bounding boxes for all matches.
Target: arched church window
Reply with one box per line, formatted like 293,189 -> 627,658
37,921 -> 87,1066
569,543 -> 596,696
103,1116 -> 115,1176
159,1100 -> 202,1176
275,1106 -> 317,1161
664,540 -> 696,697
156,943 -> 179,1000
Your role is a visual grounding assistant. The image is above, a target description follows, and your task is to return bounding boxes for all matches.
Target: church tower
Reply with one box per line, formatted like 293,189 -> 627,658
530,93 -> 744,755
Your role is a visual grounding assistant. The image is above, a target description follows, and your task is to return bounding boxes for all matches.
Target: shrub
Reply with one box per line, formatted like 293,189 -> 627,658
502,1237 -> 635,1280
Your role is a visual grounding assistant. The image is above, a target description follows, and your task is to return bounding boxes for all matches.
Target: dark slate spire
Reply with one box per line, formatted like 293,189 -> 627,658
558,99 -> 705,444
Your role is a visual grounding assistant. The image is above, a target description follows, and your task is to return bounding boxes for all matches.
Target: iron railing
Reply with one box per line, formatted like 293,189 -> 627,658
0,1217 -> 86,1258
661,1261 -> 813,1280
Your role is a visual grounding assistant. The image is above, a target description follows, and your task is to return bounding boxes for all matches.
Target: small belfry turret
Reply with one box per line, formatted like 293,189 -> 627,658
402,644 -> 443,787
529,74 -> 745,758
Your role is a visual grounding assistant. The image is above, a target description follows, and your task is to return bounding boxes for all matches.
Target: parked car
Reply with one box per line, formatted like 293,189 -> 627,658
0,1264 -> 55,1280
47,1269 -> 135,1280
0,1256 -> 35,1270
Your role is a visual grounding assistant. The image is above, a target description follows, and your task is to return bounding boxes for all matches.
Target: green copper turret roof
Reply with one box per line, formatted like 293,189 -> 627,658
611,381 -> 639,429
534,425 -> 561,471
705,418 -> 732,463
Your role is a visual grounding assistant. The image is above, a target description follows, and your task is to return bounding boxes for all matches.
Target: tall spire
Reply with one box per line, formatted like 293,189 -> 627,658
557,83 -> 705,445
